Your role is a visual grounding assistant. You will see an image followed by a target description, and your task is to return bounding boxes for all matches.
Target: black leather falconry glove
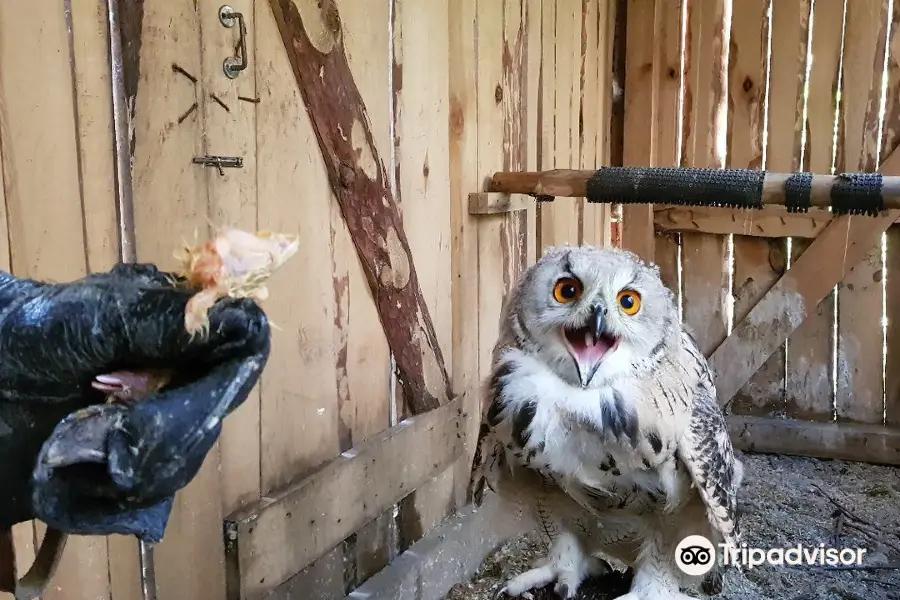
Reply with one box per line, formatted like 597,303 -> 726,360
0,262 -> 269,541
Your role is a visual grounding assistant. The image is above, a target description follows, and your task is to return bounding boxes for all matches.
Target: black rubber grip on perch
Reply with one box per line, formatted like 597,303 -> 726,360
785,173 -> 812,213
830,172 -> 884,216
585,167 -> 765,209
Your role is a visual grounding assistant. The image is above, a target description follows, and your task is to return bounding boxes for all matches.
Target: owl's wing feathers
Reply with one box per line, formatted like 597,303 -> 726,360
677,384 -> 742,548
469,345 -> 526,506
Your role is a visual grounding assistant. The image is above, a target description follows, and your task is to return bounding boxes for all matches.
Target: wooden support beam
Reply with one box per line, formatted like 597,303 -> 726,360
223,396 -> 467,600
467,192 -> 531,215
710,209 -> 898,405
709,146 -> 900,406
655,205 -> 900,237
268,0 -> 451,414
488,168 -> 900,208
655,206 -> 836,238
729,416 -> 900,466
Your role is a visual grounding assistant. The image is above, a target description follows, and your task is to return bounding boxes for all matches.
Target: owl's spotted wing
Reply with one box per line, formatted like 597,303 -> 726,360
677,384 -> 742,547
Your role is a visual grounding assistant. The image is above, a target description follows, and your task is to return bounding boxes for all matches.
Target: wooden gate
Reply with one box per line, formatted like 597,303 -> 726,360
624,0 -> 900,464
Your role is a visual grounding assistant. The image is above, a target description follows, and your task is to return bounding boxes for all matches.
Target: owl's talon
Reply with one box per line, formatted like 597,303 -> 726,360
555,583 -> 571,598
492,586 -> 534,600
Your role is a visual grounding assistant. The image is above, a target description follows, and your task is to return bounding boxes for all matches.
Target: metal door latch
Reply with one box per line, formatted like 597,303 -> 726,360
193,155 -> 243,176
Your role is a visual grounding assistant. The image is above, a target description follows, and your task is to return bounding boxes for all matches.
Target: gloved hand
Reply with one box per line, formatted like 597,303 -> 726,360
0,263 -> 270,542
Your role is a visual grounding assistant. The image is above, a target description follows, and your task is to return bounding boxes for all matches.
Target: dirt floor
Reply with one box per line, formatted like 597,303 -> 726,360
444,452 -> 900,600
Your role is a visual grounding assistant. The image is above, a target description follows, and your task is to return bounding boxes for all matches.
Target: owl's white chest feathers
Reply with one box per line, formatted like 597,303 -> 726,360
487,347 -> 699,508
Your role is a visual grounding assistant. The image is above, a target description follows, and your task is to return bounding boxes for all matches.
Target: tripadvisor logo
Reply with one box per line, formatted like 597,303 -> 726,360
675,535 -> 868,574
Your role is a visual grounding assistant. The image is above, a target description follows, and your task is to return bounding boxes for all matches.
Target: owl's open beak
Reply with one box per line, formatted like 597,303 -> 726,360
563,303 -> 620,387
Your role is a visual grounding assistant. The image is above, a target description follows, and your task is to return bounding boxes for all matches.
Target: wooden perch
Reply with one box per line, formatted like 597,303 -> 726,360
269,0 -> 452,414
488,168 -> 900,208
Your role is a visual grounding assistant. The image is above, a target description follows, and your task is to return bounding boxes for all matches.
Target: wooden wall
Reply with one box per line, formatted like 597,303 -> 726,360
0,1 -> 616,599
632,0 -> 900,461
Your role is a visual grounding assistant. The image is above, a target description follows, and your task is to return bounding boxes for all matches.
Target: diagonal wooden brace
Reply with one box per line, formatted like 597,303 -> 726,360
268,0 -> 452,414
709,147 -> 900,407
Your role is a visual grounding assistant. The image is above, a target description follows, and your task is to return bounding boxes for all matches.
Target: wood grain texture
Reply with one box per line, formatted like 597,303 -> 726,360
125,2 -> 226,599
728,0 -> 806,416
537,0 -> 579,249
225,397 -> 466,600
680,0 -> 729,357
0,1 -> 115,599
254,3 -> 345,597
469,192 -> 531,215
448,0 -> 482,513
268,0 -> 452,415
729,415 -> 900,465
337,0 -> 395,588
654,206 -> 837,238
393,0 -> 455,558
199,0 -> 262,522
650,0 -> 685,301
834,0 -> 890,425
620,0 -> 656,262
579,0 -> 609,248
710,210 -> 899,408
884,0 -> 900,428
724,0 -> 769,412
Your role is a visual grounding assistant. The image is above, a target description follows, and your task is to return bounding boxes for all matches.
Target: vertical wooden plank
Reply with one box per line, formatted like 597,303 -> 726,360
0,2 -> 110,599
536,1 -> 554,251
449,0 -> 482,520
730,0 -> 807,417
337,0 -> 395,587
525,0 -> 542,263
621,0 -> 655,262
579,0 -> 608,247
785,0 -> 845,423
72,1 -> 144,599
545,0 -> 579,247
254,1 -> 344,596
883,0 -> 900,428
393,0 -> 456,554
0,23 -> 12,591
0,2 -> 88,281
652,0 -> 685,304
127,2 -> 227,599
725,0 -> 767,172
577,0 -> 597,246
500,0 -> 531,293
256,0 -> 340,500
71,0 -> 120,274
476,0 -> 507,382
835,0 -> 889,424
680,0 -> 730,357
198,0 -> 261,520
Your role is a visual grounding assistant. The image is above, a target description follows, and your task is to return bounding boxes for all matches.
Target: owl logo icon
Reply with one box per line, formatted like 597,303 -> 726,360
675,535 -> 716,576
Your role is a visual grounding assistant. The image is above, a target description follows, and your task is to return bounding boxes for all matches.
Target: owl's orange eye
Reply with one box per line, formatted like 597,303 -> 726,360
553,278 -> 583,303
617,290 -> 642,315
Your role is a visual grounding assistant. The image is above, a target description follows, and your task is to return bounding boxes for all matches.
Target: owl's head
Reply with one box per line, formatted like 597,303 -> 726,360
507,244 -> 678,388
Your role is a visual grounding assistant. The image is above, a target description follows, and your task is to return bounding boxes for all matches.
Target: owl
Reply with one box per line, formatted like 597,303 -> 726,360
470,245 -> 743,600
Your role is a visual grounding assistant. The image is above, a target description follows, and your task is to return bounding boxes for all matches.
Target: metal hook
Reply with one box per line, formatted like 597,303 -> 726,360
219,5 -> 247,79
